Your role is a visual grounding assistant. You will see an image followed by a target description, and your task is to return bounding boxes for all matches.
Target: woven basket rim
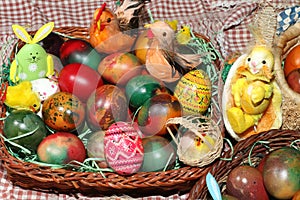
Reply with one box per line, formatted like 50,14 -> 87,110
188,129 -> 300,199
274,22 -> 300,105
0,25 -> 224,197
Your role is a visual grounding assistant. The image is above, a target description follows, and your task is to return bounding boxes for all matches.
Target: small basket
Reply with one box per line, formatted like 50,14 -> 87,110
0,26 -> 223,197
273,22 -> 300,130
166,115 -> 223,167
188,129 -> 300,199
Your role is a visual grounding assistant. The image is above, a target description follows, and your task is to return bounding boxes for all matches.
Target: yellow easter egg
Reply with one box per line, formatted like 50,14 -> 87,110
174,69 -> 211,115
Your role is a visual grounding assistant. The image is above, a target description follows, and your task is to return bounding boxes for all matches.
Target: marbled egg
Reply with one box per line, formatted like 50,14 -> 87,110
174,69 -> 211,115
104,121 -> 144,175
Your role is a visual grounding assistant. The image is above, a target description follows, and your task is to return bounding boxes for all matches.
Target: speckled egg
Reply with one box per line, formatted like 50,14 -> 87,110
42,91 -> 85,132
174,69 -> 211,115
104,121 -> 144,175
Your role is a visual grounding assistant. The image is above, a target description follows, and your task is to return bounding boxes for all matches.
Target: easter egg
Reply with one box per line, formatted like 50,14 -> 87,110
226,165 -> 269,200
60,39 -> 106,70
263,147 -> 300,199
58,63 -> 104,103
31,78 -> 59,101
42,92 -> 85,132
37,132 -> 86,165
125,75 -> 167,110
137,93 -> 182,136
284,44 -> 300,77
86,84 -> 128,131
174,69 -> 211,115
287,68 -> 300,93
104,122 -> 144,175
139,136 -> 176,172
86,130 -> 108,168
97,52 -> 143,86
3,110 -> 47,152
134,29 -> 150,64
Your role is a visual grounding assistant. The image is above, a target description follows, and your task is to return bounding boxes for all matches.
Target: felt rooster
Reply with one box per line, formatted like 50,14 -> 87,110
89,0 -> 147,54
144,21 -> 203,82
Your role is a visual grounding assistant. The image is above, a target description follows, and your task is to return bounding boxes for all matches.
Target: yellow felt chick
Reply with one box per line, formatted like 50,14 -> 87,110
5,81 -> 41,112
176,25 -> 191,44
194,134 -> 215,154
227,45 -> 275,134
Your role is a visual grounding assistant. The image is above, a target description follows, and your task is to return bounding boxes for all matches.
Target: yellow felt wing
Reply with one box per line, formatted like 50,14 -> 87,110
9,60 -> 19,83
46,55 -> 54,77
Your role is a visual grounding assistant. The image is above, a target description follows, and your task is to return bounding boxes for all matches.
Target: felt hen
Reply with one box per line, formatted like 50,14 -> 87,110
89,0 -> 147,54
144,21 -> 203,83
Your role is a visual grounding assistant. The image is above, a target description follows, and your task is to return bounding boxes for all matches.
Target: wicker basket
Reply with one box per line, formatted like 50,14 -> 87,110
273,22 -> 300,130
188,129 -> 300,199
0,26 -> 223,197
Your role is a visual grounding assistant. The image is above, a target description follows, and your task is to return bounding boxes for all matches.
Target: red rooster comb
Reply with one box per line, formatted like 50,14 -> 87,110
95,2 -> 107,22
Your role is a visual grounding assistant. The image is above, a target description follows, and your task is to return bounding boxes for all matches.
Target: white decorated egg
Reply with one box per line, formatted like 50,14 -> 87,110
31,78 -> 59,101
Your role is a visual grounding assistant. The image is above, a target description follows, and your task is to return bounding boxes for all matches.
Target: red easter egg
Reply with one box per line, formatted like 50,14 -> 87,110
58,63 -> 103,102
97,52 -> 143,86
37,132 -> 86,165
104,121 -> 144,175
284,44 -> 300,77
86,84 -> 128,131
227,165 -> 269,200
137,93 -> 182,136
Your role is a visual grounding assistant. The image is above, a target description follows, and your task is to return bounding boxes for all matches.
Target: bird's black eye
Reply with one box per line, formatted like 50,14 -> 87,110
107,18 -> 111,23
247,58 -> 251,62
33,104 -> 37,107
162,32 -> 167,37
262,60 -> 266,64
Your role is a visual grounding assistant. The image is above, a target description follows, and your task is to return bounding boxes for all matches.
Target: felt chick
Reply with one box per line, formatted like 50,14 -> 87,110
4,81 -> 41,112
225,45 -> 282,136
176,25 -> 191,45
10,22 -> 55,83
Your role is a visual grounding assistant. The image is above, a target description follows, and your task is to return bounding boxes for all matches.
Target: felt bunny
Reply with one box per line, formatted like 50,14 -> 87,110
10,22 -> 55,83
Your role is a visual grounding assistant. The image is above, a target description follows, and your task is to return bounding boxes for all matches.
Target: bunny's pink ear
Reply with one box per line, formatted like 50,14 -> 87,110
32,22 -> 54,44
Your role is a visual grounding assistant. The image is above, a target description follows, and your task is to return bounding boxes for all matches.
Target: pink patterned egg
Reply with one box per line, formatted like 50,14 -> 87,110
104,121 -> 144,175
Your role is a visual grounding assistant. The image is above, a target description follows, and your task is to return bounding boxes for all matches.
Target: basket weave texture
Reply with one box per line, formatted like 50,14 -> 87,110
0,26 -> 223,197
188,129 -> 300,199
274,22 -> 300,130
